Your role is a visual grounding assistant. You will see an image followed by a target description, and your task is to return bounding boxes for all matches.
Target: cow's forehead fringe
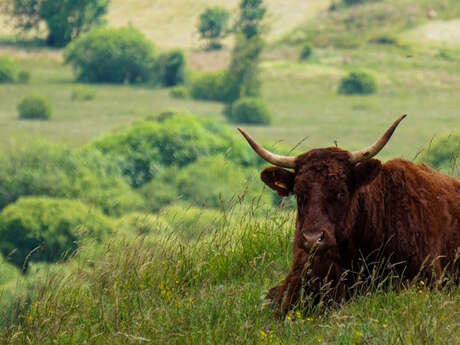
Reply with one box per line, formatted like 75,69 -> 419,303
295,147 -> 351,172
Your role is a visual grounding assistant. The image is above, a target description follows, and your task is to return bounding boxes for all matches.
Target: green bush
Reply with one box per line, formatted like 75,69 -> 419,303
175,155 -> 269,209
300,43 -> 313,60
225,97 -> 272,125
0,57 -> 18,83
158,49 -> 185,87
0,141 -> 144,216
198,7 -> 230,50
65,27 -> 156,84
90,114 -> 261,187
17,70 -> 30,83
140,167 -> 179,212
419,132 -> 460,178
338,71 -> 377,95
0,197 -> 112,269
169,85 -> 188,99
17,96 -> 52,120
190,70 -> 230,102
3,0 -> 108,47
71,85 -> 96,101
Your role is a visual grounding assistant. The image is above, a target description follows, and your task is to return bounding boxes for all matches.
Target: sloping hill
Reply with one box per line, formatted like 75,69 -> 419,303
108,0 -> 329,48
285,0 -> 460,48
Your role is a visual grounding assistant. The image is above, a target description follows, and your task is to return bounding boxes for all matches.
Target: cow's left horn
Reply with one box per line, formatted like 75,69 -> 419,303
238,128 -> 296,168
349,114 -> 407,163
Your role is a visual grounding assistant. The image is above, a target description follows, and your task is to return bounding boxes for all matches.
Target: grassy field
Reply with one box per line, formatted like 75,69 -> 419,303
1,206 -> 460,344
0,43 -> 458,161
0,0 -> 459,343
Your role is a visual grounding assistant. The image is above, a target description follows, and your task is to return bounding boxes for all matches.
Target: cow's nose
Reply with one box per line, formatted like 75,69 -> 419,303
303,231 -> 325,249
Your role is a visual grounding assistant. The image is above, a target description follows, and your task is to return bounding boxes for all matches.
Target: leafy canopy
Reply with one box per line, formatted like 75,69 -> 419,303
3,0 -> 108,47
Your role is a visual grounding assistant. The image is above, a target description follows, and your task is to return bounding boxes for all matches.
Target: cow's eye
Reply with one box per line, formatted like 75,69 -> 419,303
337,192 -> 345,201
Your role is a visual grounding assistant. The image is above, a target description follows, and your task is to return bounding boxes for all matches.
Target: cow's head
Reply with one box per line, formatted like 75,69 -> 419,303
239,115 -> 406,254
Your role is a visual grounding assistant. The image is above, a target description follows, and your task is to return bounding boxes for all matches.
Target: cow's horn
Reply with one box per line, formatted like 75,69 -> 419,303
349,114 -> 407,163
237,128 -> 296,168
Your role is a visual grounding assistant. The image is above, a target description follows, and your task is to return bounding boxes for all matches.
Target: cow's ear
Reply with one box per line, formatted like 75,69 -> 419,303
352,159 -> 382,190
261,167 -> 295,197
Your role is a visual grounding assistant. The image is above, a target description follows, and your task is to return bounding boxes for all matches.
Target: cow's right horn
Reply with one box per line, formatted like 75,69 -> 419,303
349,114 -> 407,163
238,128 -> 296,169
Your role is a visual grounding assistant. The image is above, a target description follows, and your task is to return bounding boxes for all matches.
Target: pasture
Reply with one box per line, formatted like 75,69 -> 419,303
0,0 -> 459,344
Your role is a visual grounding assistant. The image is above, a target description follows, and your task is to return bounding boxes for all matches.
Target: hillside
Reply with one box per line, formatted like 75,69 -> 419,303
0,0 -> 329,49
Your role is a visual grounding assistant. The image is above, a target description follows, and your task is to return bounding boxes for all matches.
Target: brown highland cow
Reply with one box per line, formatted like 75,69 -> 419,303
239,115 -> 460,316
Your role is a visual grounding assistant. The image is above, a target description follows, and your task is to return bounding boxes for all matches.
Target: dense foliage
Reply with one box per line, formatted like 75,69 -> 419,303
299,43 -> 313,60
189,70 -> 230,102
0,141 -> 144,215
198,6 -> 231,50
158,49 -> 186,87
90,113 -> 261,187
236,0 -> 266,39
338,71 -> 377,95
0,197 -> 112,269
169,85 -> 188,99
65,27 -> 156,84
3,0 -> 108,47
17,95 -> 52,120
175,155 -> 268,208
225,97 -> 272,125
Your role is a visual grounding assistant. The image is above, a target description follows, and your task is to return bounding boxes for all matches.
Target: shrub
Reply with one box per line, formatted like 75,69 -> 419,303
65,27 -> 156,84
140,167 -> 179,212
338,71 -> 377,95
198,7 -> 231,50
300,43 -> 313,60
158,49 -> 185,87
0,197 -> 112,269
90,114 -> 261,187
0,141 -> 144,216
225,97 -> 272,125
418,132 -> 460,178
175,155 -> 269,209
17,96 -> 52,120
169,85 -> 188,99
17,70 -> 30,83
3,0 -> 108,47
71,85 -> 96,101
190,70 -> 230,101
0,57 -> 18,83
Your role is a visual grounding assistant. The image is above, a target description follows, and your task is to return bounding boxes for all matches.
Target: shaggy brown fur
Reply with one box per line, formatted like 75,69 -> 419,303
262,148 -> 460,316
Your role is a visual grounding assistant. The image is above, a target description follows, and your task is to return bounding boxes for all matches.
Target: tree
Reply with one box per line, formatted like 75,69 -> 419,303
236,0 -> 266,39
225,0 -> 266,103
3,0 -> 108,47
197,7 -> 230,50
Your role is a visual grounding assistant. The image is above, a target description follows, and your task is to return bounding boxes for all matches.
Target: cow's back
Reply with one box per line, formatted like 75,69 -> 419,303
359,159 -> 460,277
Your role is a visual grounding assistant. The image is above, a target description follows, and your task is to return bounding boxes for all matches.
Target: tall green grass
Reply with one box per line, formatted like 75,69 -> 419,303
1,203 -> 459,344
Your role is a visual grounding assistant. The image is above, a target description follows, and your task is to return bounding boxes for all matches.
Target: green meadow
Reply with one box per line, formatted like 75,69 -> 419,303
0,0 -> 459,343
